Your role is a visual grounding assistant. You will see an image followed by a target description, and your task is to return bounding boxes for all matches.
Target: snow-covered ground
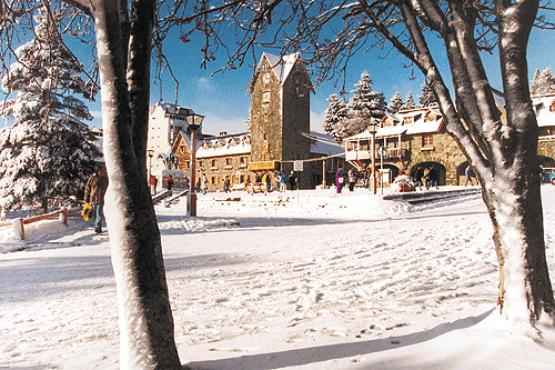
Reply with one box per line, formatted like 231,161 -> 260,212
1,186 -> 554,369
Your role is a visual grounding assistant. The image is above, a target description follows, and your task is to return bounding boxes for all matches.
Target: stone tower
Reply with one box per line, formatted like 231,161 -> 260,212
249,53 -> 311,169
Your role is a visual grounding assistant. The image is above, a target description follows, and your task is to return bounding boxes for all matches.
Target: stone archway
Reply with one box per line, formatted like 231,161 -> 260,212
410,161 -> 447,186
539,155 -> 555,168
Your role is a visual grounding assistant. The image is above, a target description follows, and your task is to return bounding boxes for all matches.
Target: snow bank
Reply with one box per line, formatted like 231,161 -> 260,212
0,217 -> 69,253
195,189 -> 412,221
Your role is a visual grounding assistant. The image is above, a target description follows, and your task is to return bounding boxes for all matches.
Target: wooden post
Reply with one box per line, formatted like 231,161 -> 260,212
62,208 -> 69,226
322,159 -> 326,188
14,218 -> 25,240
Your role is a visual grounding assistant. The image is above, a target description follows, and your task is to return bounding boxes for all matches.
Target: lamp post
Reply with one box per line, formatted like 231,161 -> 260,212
368,119 -> 377,195
147,149 -> 154,178
185,111 -> 204,217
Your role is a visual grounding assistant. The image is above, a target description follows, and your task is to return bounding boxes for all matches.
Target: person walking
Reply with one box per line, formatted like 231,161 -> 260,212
288,171 -> 296,190
223,177 -> 231,193
201,173 -> 208,194
335,167 -> 345,194
166,174 -> 174,192
347,168 -> 356,192
148,174 -> 158,195
464,165 -> 475,186
84,164 -> 108,234
423,167 -> 431,190
277,170 -> 287,192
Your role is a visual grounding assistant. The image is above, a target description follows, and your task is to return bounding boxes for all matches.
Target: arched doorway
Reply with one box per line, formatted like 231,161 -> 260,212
410,161 -> 447,186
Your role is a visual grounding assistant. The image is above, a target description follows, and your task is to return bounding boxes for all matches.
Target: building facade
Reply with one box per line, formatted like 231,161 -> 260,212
172,52 -> 344,192
146,103 -> 191,178
344,94 -> 555,186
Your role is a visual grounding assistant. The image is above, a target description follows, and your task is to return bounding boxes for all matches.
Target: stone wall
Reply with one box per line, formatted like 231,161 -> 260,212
250,58 -> 283,163
539,139 -> 555,166
281,62 -> 311,188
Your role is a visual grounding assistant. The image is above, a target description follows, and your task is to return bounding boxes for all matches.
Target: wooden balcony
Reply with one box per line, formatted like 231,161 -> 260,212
346,148 -> 409,162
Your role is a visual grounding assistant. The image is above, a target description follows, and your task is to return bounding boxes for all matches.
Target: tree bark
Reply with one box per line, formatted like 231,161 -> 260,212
128,0 -> 153,179
93,1 -> 181,368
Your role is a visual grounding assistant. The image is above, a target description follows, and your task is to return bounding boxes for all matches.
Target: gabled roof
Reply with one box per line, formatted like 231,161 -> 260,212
258,52 -> 301,85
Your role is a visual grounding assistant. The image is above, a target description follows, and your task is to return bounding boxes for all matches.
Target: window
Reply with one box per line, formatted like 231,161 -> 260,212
360,140 -> 369,151
240,157 -> 247,167
262,72 -> 271,86
211,177 -> 216,185
550,100 -> 555,112
199,160 -> 203,168
422,135 -> 433,147
211,159 -> 217,168
262,91 -> 272,103
403,116 -> 414,125
185,161 -> 190,169
240,175 -> 245,183
225,158 -> 233,168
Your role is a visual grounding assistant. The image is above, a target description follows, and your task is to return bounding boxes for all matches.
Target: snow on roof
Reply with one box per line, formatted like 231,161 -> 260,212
532,94 -> 555,128
345,108 -> 443,141
259,52 -> 300,84
196,133 -> 251,159
308,131 -> 344,156
405,119 -> 443,135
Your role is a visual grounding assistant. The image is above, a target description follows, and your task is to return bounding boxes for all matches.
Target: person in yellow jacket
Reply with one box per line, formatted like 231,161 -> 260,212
84,164 -> 108,233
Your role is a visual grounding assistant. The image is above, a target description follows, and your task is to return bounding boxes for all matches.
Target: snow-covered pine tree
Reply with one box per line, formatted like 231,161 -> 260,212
531,68 -> 541,95
402,94 -> 416,110
343,71 -> 386,138
389,91 -> 403,113
322,94 -> 349,142
0,10 -> 99,212
419,83 -> 437,107
531,68 -> 555,96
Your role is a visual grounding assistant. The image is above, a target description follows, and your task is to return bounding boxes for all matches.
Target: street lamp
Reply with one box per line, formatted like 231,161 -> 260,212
368,119 -> 378,195
185,110 -> 205,217
147,149 -> 154,178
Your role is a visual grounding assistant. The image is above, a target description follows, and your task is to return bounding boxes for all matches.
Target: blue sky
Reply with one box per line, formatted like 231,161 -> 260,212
2,16 -> 554,135
143,25 -> 553,136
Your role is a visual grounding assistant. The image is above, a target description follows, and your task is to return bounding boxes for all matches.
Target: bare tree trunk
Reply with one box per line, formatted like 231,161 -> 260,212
93,1 -> 181,368
483,171 -> 555,327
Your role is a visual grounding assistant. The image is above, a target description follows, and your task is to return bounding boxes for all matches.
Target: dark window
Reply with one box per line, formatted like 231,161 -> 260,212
422,135 -> 433,147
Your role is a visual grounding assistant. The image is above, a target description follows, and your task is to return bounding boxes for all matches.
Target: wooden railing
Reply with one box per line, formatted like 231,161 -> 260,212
13,208 -> 69,241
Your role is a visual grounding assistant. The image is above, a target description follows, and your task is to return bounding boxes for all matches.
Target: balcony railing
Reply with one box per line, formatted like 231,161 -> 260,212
346,147 -> 410,161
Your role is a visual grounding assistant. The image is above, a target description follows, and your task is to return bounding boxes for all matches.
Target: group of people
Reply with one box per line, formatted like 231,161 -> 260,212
334,167 -> 358,193
248,170 -> 297,194
413,166 -> 440,190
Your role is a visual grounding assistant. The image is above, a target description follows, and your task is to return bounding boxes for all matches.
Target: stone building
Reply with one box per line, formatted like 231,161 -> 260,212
344,93 -> 555,185
171,52 -> 344,192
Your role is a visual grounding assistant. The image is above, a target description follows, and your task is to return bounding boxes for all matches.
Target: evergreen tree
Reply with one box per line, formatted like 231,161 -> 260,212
348,71 -> 386,119
0,10 -> 99,211
322,94 -> 349,142
531,68 -> 541,95
402,94 -> 416,110
389,91 -> 404,113
337,71 -> 386,139
531,68 -> 555,95
419,83 -> 437,107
